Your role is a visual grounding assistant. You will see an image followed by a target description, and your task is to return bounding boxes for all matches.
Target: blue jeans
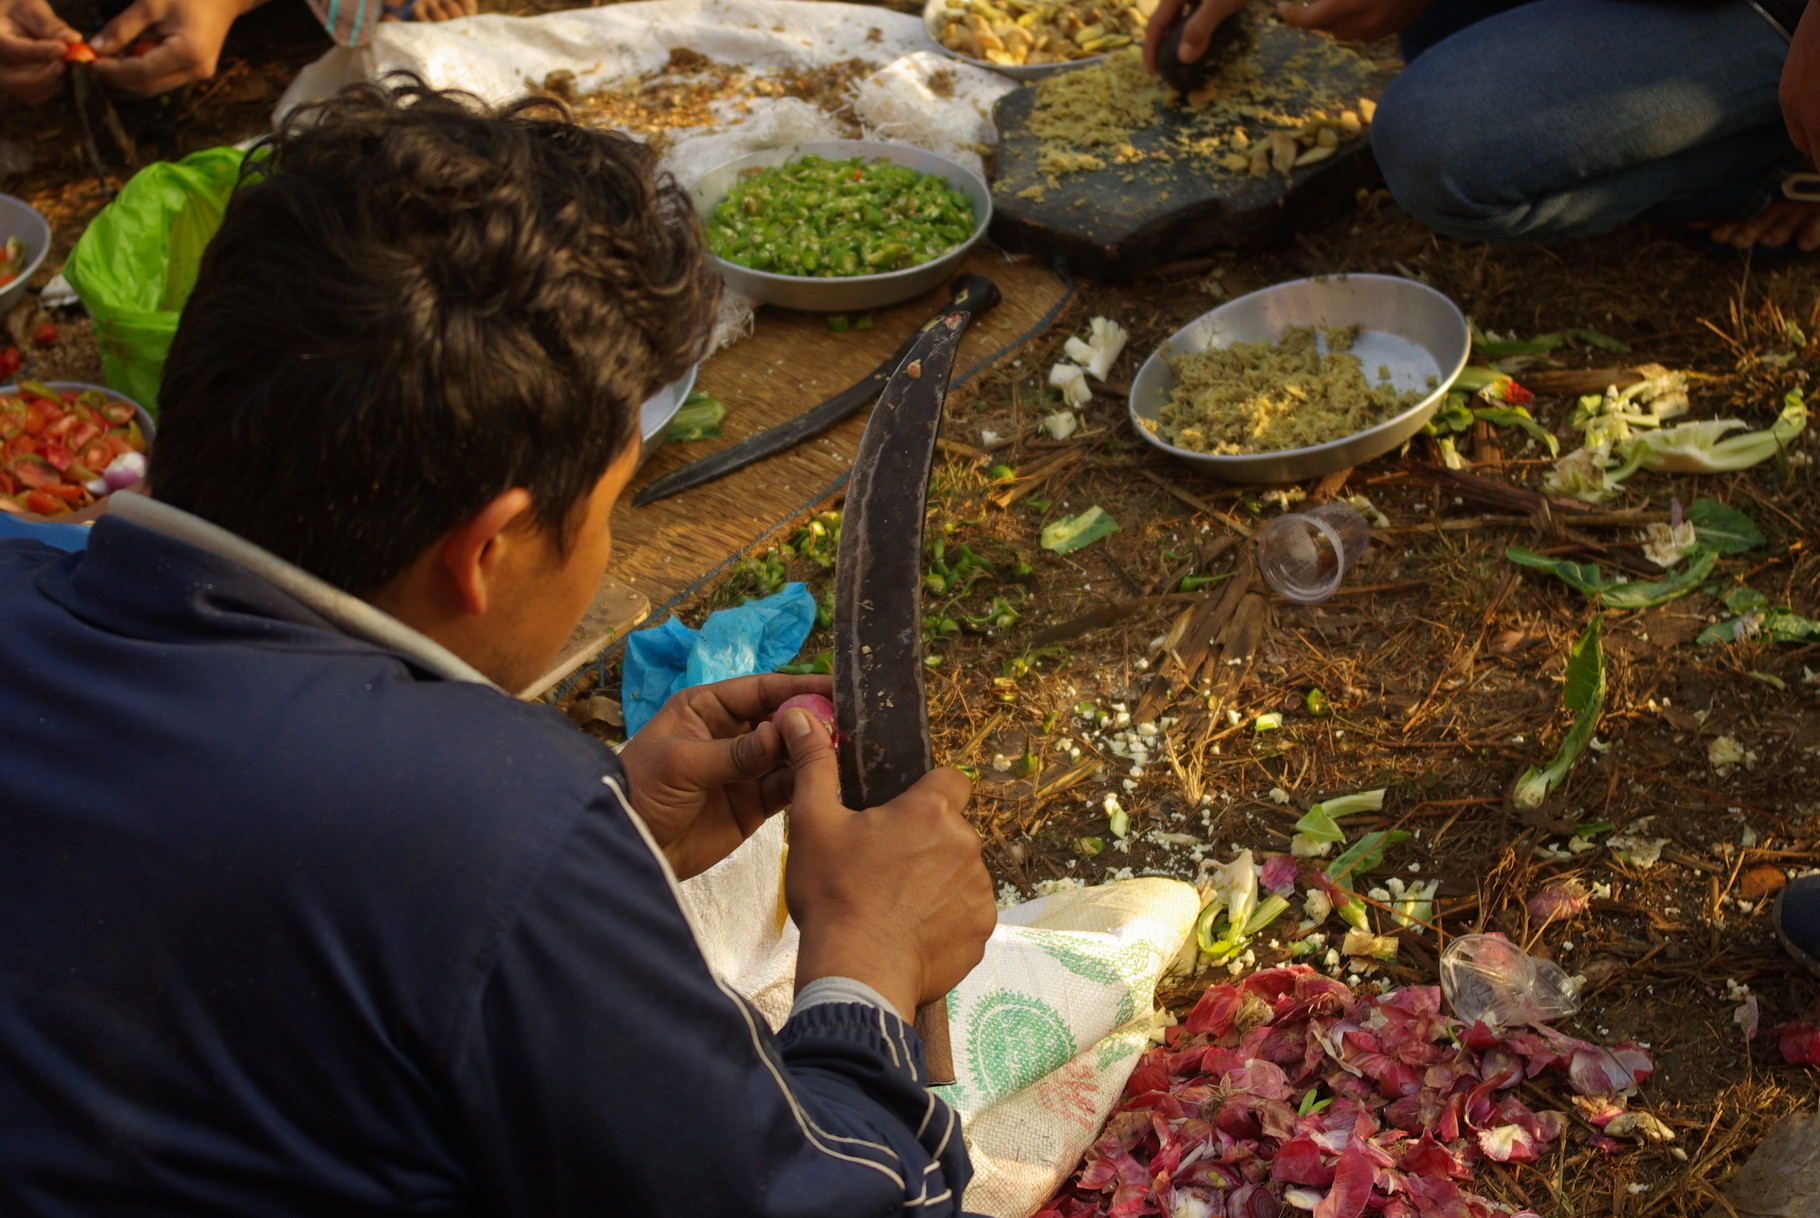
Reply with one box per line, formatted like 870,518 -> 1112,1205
1370,0 -> 1801,241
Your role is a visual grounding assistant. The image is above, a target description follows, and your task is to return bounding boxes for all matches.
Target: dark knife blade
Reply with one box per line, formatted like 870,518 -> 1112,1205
830,303 -> 982,1087
631,274 -> 1000,507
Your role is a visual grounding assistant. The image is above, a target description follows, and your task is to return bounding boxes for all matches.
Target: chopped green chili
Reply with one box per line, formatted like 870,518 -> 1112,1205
706,154 -> 976,279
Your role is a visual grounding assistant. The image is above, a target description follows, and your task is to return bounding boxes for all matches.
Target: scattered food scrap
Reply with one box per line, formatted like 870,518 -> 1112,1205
537,49 -> 879,152
1035,965 -> 1652,1218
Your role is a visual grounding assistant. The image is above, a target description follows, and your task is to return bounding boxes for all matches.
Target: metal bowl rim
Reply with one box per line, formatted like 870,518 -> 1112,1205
689,138 -> 993,295
639,364 -> 698,445
1126,274 -> 1470,468
0,193 -> 53,302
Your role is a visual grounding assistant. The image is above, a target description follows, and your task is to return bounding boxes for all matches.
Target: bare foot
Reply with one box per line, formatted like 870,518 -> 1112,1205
1696,196 -> 1820,252
411,0 -> 476,20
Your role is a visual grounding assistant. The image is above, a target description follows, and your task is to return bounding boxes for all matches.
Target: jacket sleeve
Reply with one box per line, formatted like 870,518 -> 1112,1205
446,777 -> 972,1217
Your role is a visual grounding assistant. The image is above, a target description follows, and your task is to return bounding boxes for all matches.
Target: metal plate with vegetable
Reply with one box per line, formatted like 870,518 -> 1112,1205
1128,275 -> 1470,484
0,194 -> 51,317
0,381 -> 152,519
687,140 -> 992,312
923,0 -> 1155,80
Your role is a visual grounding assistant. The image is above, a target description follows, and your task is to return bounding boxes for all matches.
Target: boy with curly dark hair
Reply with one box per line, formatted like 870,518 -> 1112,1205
0,79 -> 996,1218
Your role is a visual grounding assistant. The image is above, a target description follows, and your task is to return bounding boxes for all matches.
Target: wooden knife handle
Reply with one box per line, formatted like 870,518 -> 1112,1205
915,998 -> 954,1085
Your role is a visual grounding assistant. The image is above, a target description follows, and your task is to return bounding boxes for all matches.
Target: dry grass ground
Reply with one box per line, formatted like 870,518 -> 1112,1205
3,4 -> 1817,1212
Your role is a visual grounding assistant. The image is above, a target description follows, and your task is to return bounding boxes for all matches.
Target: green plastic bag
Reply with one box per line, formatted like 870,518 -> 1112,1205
65,146 -> 247,416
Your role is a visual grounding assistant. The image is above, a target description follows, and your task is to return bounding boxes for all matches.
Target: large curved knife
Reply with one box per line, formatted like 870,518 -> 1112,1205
632,275 -> 1001,507
831,298 -> 986,1086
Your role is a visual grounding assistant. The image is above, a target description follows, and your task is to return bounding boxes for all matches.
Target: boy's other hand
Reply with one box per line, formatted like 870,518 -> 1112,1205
0,0 -> 78,104
780,708 -> 995,1023
87,0 -> 259,95
618,672 -> 831,880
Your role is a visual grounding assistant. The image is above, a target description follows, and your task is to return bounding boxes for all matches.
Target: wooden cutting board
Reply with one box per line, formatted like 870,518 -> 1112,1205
988,23 -> 1395,278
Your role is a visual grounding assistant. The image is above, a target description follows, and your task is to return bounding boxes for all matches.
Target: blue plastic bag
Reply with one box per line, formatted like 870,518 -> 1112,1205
621,582 -> 817,736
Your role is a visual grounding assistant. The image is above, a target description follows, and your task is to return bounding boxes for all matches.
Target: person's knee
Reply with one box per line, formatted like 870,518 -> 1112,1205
1369,70 -> 1544,242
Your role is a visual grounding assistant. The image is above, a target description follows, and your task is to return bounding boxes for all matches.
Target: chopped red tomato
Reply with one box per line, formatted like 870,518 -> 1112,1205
2,385 -> 146,514
39,440 -> 74,472
31,322 -> 59,348
61,41 -> 97,63
22,489 -> 65,515
10,457 -> 60,489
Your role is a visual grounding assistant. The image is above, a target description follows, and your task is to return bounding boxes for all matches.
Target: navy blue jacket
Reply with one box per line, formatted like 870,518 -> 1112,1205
0,514 -> 970,1216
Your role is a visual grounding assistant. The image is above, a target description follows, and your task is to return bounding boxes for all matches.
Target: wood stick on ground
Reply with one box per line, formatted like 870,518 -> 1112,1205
1134,555 -> 1255,722
1128,465 -> 1254,538
990,449 -> 1081,508
1375,509 -> 1672,535
1029,591 -> 1199,648
1402,458 -> 1597,518
1202,589 -> 1271,726
1518,366 -> 1646,396
1312,467 -> 1354,501
935,436 -> 993,462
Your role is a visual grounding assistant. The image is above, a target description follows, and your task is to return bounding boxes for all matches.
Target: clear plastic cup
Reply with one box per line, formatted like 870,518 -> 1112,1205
1256,502 -> 1370,604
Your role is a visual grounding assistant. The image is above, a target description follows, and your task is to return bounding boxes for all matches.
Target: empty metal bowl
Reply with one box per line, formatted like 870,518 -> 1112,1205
1128,274 -> 1471,484
687,139 -> 992,312
922,0 -> 1154,80
0,193 -> 51,317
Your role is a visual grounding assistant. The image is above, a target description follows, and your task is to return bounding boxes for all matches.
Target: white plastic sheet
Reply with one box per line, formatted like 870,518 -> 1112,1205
277,0 -> 1018,346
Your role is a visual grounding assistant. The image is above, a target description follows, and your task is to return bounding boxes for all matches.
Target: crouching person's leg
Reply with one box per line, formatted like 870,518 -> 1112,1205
1371,0 -> 1799,243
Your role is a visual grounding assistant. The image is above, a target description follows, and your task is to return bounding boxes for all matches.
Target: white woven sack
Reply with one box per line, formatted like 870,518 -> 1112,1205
676,821 -> 1200,1218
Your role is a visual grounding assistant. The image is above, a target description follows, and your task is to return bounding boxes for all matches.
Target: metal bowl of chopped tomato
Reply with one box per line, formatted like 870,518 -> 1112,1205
0,381 -> 152,522
0,195 -> 51,318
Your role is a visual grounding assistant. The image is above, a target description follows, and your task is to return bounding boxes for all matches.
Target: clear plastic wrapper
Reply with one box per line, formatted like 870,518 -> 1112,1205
1440,933 -> 1582,1031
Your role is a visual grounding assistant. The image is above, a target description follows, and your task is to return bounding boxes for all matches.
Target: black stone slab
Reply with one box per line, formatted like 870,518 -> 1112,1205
987,24 -> 1396,279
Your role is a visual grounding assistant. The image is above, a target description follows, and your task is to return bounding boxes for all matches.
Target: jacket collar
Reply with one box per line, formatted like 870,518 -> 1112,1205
106,495 -> 499,690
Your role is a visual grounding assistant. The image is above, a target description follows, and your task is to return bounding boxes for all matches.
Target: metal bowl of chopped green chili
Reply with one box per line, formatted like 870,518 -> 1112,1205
687,140 -> 992,312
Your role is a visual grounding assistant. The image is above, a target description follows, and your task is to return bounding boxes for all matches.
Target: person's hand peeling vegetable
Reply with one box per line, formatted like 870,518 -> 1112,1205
617,672 -> 832,881
0,0 -> 81,105
778,706 -> 995,1022
87,0 -> 263,96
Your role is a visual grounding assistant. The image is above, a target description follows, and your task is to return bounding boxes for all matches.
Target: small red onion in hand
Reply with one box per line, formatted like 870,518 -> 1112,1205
773,693 -> 838,738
